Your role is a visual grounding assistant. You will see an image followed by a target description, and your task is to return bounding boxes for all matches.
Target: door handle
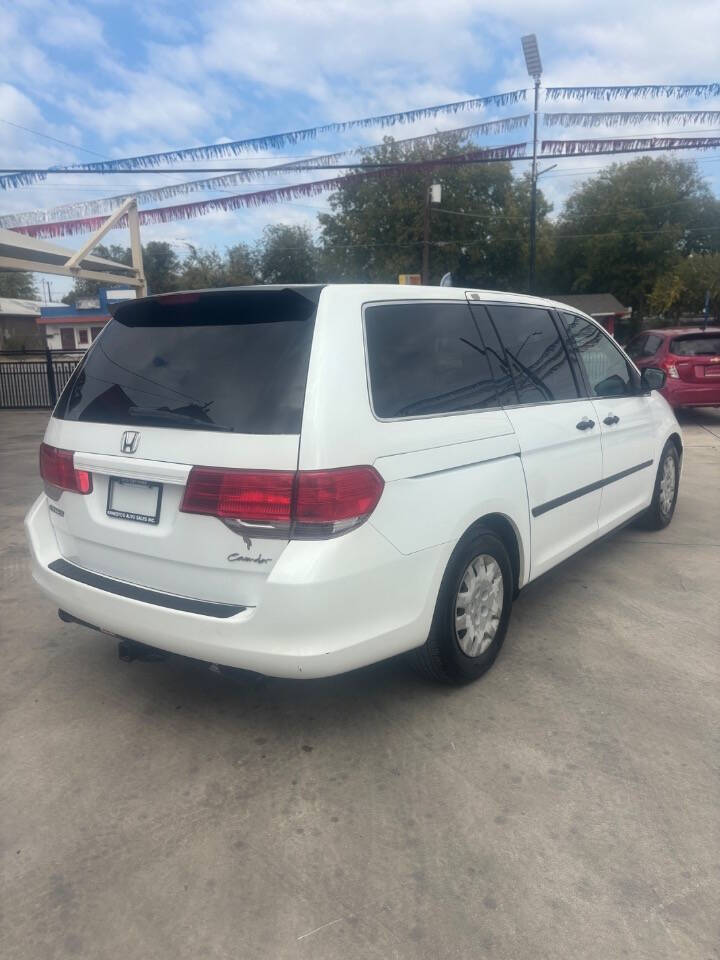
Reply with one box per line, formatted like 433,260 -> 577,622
576,418 -> 595,431
603,415 -> 620,426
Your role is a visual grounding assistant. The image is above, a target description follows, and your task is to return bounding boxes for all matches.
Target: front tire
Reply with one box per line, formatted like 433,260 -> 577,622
638,441 -> 680,530
411,530 -> 513,684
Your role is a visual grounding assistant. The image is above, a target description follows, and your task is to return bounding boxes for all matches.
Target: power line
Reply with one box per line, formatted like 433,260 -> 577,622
0,118 -> 107,158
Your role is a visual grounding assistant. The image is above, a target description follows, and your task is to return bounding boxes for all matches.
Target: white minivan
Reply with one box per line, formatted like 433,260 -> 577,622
25,285 -> 682,684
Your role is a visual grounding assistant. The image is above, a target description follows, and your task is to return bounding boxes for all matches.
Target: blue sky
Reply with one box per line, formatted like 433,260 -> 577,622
2,0 -> 719,297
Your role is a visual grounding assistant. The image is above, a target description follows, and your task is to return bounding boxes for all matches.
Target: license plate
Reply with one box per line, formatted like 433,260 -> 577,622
107,477 -> 162,524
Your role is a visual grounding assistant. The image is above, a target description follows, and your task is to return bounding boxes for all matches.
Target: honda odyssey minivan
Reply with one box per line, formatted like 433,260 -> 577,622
25,285 -> 682,684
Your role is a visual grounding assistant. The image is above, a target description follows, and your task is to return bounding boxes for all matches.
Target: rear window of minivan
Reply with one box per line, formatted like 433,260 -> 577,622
55,288 -> 320,435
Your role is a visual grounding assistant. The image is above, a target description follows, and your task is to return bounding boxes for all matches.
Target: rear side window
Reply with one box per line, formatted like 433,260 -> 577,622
55,289 -> 319,435
625,334 -> 647,359
645,334 -> 664,356
669,333 -> 720,356
364,301 -> 497,418
487,305 -> 579,403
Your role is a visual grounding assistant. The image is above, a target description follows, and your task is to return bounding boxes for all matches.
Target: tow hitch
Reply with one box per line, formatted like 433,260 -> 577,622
117,638 -> 170,663
58,610 -> 169,663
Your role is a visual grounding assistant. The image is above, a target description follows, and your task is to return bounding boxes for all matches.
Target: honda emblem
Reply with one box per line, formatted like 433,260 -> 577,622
121,431 -> 140,454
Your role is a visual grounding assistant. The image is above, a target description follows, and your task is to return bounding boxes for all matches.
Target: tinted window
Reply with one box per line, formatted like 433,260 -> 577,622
626,334 -> 647,359
365,302 -> 497,418
645,334 -> 663,356
468,305 -> 518,405
56,289 -> 319,434
562,313 -> 635,397
669,333 -> 720,356
487,305 -> 579,404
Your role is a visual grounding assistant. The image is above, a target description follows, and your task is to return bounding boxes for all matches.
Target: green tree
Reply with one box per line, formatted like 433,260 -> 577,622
649,253 -> 720,321
142,241 -> 181,293
318,134 -> 550,291
0,270 -> 37,298
224,242 -> 259,285
550,157 -> 720,314
258,224 -> 317,283
177,246 -> 228,289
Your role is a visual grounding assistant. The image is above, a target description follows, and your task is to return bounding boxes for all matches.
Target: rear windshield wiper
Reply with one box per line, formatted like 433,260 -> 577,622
127,406 -> 234,431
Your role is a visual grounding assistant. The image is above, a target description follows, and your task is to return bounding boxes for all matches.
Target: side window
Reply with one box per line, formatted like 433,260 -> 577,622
561,313 -> 636,398
364,301 -> 498,418
644,334 -> 663,356
626,334 -> 647,360
468,305 -> 518,405
486,304 -> 579,404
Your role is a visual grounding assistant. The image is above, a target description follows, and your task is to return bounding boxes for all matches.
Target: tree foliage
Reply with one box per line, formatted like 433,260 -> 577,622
0,270 -> 38,298
649,253 -> 720,321
318,135 -> 551,290
258,225 -> 317,283
548,157 -> 720,313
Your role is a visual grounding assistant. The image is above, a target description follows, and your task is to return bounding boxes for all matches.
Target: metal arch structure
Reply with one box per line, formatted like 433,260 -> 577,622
0,198 -> 147,297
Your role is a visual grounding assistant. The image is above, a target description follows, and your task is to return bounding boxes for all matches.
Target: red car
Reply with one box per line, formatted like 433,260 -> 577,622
625,327 -> 720,408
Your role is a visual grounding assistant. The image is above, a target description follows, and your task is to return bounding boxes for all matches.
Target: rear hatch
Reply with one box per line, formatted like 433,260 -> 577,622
669,331 -> 720,382
44,287 -> 321,607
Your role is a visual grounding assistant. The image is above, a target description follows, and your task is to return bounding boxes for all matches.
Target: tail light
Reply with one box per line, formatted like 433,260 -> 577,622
181,465 -> 384,539
662,360 -> 680,379
39,443 -> 92,496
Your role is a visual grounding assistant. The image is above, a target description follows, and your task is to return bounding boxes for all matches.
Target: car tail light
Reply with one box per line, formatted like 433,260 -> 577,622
181,465 -> 384,539
180,468 -> 294,524
662,360 -> 680,379
295,467 -> 385,536
39,443 -> 92,495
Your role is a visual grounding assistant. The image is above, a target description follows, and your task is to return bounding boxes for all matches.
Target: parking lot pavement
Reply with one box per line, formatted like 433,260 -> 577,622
1,408 -> 719,960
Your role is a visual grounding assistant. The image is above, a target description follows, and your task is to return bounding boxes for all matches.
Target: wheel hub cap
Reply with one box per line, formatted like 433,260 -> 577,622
659,454 -> 676,515
454,555 -> 503,657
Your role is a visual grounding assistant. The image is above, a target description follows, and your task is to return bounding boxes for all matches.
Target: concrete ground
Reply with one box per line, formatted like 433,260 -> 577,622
1,408 -> 718,960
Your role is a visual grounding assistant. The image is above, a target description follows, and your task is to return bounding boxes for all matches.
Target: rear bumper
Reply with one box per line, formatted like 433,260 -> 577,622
25,495 -> 450,678
661,380 -> 720,407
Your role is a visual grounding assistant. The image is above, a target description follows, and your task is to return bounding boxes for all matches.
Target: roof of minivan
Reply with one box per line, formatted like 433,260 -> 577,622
109,284 -> 592,318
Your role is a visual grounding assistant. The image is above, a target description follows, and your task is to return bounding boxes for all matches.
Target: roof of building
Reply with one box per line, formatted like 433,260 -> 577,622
36,315 -> 110,325
0,297 -> 45,317
549,293 -> 630,317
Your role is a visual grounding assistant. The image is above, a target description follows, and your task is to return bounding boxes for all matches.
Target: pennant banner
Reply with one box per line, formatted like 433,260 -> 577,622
0,90 -> 527,190
541,135 -> 720,155
546,84 -> 720,102
544,110 -> 720,129
0,120 -> 530,228
11,144 -> 528,239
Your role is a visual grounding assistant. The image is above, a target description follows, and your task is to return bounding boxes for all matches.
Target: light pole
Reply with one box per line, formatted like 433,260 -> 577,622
521,34 -> 543,294
422,183 -> 442,284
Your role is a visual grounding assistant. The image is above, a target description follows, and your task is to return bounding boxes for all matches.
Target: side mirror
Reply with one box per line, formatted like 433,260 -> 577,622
640,367 -> 666,392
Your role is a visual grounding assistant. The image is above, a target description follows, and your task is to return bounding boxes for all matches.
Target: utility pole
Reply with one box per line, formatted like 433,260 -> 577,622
521,34 -> 543,294
422,183 -> 442,285
528,76 -> 540,294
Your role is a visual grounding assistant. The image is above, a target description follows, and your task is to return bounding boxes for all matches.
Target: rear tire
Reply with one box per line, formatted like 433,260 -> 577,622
411,530 -> 513,685
637,441 -> 680,531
